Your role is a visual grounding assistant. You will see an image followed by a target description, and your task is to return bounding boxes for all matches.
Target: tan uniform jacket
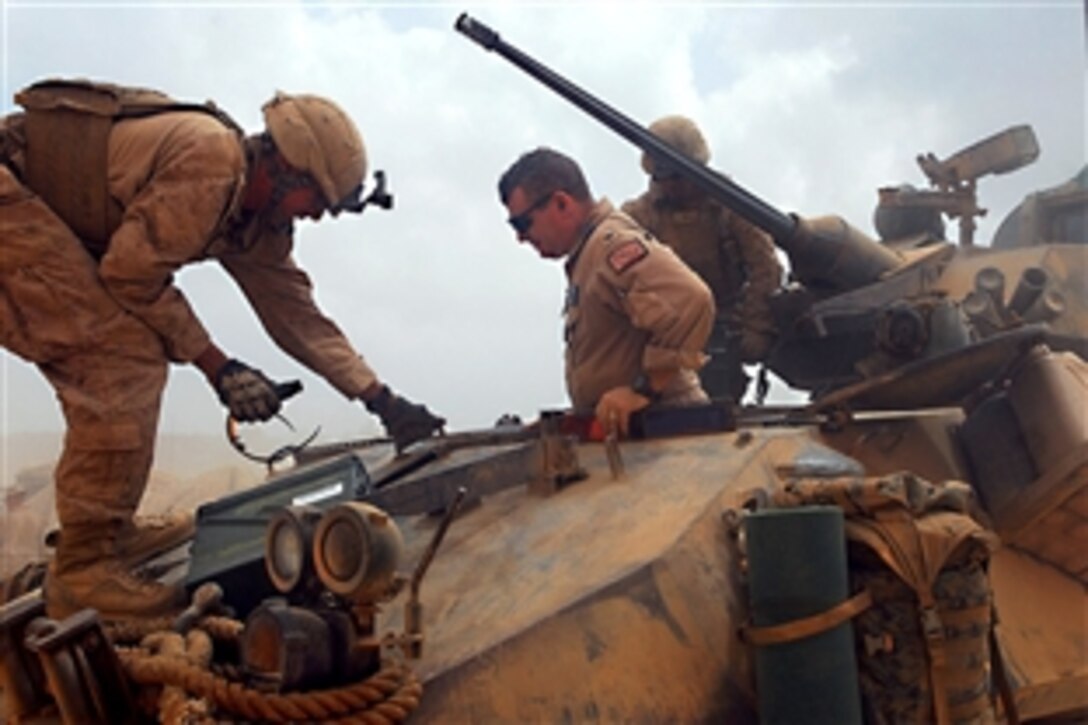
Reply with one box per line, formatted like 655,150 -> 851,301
564,199 -> 714,411
4,110 -> 377,398
621,188 -> 781,336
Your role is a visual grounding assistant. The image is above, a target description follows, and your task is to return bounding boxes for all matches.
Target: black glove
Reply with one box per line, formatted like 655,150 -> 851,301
214,359 -> 282,423
365,385 -> 446,452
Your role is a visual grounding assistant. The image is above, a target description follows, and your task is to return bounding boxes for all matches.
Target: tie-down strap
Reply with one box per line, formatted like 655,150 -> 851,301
740,589 -> 873,646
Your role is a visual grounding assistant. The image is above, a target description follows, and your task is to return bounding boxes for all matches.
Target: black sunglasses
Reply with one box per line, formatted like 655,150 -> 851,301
508,191 -> 555,234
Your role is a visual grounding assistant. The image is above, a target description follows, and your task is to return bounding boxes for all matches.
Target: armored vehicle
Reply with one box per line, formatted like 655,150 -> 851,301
2,14 -> 1085,725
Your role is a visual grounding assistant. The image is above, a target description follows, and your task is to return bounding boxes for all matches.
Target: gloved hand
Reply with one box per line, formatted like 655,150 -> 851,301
214,359 -> 282,423
364,385 -> 446,452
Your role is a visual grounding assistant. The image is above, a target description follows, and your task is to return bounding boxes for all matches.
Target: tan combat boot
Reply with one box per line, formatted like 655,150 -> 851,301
44,527 -> 185,621
116,512 -> 196,569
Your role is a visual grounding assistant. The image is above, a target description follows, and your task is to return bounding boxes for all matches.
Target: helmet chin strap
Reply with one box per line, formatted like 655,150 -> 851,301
261,170 -> 312,234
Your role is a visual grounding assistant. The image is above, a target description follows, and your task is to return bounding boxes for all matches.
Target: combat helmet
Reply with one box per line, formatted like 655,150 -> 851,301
642,115 -> 710,177
262,92 -> 368,213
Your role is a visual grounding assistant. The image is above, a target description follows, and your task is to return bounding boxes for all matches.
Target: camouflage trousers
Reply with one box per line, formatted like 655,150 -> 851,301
0,164 -> 167,539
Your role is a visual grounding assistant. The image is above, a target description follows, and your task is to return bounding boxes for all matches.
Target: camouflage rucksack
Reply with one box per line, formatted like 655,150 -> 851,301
771,472 -> 1005,725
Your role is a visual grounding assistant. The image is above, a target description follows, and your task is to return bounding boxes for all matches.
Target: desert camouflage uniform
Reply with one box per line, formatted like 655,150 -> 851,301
622,188 -> 781,401
564,199 -> 715,412
0,96 -> 376,613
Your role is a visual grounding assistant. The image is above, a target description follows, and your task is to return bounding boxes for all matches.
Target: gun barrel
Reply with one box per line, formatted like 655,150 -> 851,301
454,13 -> 797,242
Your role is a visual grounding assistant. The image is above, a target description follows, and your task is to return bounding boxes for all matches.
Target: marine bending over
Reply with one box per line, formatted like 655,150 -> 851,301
0,79 -> 445,619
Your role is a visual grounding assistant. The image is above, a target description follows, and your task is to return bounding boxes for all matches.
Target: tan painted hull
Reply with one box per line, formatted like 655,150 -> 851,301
3,417 -> 1084,721
384,421 -> 1087,722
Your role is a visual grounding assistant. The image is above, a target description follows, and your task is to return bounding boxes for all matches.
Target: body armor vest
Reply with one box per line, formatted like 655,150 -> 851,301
15,78 -> 242,250
642,199 -> 747,310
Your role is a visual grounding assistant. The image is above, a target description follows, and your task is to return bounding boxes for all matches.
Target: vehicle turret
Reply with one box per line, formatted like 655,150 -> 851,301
456,13 -> 1087,401
455,13 -> 903,295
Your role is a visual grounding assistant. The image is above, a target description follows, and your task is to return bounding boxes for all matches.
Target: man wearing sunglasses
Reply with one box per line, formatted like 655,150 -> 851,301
0,80 -> 444,619
622,115 -> 782,403
499,147 -> 715,436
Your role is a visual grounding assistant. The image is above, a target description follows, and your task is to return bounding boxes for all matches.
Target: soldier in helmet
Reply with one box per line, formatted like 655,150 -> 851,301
622,115 -> 783,402
0,80 -> 445,619
498,147 -> 715,435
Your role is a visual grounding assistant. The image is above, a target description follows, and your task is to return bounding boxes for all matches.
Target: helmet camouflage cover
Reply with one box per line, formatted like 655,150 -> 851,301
642,115 -> 710,176
262,91 -> 367,212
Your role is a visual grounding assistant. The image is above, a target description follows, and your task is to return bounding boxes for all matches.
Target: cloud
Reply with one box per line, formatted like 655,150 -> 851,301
2,2 -> 1084,459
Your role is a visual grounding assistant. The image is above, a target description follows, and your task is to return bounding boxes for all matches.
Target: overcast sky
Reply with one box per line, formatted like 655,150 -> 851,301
1,2 -> 1084,458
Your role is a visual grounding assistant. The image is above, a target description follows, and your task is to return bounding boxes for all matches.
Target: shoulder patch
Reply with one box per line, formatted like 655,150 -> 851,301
607,239 -> 649,273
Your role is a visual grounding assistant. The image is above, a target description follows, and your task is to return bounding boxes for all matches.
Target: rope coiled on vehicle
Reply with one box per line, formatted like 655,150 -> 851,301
112,613 -> 421,723
120,649 -> 421,723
